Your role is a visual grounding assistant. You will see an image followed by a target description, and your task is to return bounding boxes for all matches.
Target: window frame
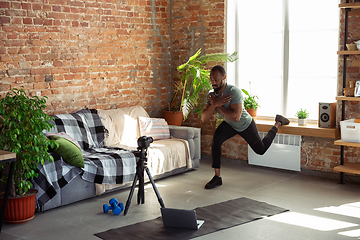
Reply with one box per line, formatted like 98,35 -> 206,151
225,0 -> 339,121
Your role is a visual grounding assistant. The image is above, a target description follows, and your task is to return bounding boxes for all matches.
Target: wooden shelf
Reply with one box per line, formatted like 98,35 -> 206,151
336,1 -> 360,182
337,50 -> 360,55
336,96 -> 360,101
334,139 -> 360,147
334,163 -> 360,175
339,3 -> 360,9
0,150 -> 16,162
255,119 -> 340,139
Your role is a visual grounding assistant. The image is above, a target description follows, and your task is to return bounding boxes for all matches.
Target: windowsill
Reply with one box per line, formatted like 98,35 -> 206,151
254,118 -> 340,139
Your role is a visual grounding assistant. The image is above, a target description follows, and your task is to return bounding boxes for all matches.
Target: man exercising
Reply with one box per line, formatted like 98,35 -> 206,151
201,65 -> 290,189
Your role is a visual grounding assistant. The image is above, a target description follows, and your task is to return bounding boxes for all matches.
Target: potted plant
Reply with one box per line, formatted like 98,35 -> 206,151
163,48 -> 238,126
241,89 -> 260,119
215,113 -> 224,128
0,87 -> 57,223
296,108 -> 309,126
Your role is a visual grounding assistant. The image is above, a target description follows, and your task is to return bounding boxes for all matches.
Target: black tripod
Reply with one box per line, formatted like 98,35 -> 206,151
124,145 -> 165,215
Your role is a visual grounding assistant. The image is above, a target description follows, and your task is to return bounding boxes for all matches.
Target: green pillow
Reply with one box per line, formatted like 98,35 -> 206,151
48,135 -> 84,168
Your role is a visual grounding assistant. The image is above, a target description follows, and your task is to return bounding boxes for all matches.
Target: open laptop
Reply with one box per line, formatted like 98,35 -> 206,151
161,207 -> 204,230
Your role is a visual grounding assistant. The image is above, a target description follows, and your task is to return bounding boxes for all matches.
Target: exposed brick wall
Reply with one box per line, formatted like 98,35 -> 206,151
1,0 -> 358,174
171,0 -> 225,62
0,0 -> 172,116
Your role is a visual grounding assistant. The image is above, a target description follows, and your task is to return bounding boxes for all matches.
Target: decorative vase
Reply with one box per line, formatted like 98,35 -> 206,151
298,118 -> 307,126
246,108 -> 257,120
162,110 -> 183,126
0,189 -> 38,224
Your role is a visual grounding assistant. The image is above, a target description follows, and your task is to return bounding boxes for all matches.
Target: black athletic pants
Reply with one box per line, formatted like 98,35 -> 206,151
211,119 -> 278,169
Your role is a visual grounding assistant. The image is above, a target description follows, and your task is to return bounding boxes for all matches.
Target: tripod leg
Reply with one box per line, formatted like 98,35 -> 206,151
144,166 -> 165,208
138,171 -> 145,204
124,173 -> 138,216
137,160 -> 145,205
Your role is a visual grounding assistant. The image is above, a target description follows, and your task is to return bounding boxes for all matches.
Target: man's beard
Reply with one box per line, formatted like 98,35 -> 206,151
213,82 -> 224,94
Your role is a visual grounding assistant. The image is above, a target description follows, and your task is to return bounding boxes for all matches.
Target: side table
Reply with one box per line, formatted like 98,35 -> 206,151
0,150 -> 16,233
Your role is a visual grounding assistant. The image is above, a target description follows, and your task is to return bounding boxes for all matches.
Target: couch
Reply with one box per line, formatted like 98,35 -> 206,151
33,106 -> 201,211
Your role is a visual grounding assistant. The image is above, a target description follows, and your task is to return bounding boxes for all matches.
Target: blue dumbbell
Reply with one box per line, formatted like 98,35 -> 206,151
103,198 -> 124,215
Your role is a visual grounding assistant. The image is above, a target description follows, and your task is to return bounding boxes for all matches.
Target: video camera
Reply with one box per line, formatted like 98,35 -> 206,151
124,135 -> 165,215
132,136 -> 153,161
137,136 -> 153,149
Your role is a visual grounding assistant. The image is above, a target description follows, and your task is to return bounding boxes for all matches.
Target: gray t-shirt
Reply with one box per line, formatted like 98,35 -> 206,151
207,84 -> 252,132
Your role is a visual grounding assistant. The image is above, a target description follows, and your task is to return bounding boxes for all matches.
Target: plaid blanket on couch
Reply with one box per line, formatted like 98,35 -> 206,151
33,108 -> 136,206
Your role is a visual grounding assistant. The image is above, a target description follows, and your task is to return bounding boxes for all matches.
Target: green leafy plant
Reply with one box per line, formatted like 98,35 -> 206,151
169,48 -> 238,120
215,113 -> 223,127
0,88 -> 57,197
241,89 -> 260,111
295,108 -> 309,119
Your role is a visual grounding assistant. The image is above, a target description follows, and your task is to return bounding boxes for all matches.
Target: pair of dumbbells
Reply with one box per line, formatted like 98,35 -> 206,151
103,198 -> 124,215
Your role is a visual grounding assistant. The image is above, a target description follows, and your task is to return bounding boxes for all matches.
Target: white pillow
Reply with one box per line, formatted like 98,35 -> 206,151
98,106 -> 149,147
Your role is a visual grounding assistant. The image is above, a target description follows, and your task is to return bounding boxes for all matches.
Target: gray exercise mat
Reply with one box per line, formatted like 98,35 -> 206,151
95,197 -> 289,240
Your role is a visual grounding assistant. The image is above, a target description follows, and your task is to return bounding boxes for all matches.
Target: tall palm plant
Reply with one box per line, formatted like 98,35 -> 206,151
171,49 -> 238,120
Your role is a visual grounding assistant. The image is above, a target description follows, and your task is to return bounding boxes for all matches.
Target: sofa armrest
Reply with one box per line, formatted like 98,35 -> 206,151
168,125 -> 201,168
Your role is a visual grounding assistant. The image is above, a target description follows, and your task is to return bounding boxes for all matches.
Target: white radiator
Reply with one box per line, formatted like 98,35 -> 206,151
248,132 -> 301,171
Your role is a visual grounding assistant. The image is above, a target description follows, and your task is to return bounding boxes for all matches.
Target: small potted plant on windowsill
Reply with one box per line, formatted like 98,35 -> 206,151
241,89 -> 260,119
296,108 -> 309,126
0,87 -> 57,223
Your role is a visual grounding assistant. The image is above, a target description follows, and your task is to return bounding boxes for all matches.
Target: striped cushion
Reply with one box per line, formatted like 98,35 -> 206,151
138,117 -> 170,141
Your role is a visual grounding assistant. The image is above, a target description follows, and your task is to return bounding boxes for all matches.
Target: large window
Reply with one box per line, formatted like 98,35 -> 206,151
226,0 -> 339,120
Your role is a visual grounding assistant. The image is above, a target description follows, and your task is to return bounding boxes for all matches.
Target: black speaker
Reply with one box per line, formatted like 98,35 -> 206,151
318,102 -> 336,128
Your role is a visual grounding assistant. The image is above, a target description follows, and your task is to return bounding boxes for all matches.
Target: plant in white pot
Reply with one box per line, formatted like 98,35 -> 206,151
296,108 -> 309,126
0,87 -> 57,223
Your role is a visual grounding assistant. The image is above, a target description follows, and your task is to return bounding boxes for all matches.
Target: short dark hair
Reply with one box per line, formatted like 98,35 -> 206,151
210,65 -> 226,76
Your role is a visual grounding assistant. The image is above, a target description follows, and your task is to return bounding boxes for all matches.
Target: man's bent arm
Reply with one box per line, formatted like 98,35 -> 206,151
217,103 -> 242,122
201,104 -> 217,123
